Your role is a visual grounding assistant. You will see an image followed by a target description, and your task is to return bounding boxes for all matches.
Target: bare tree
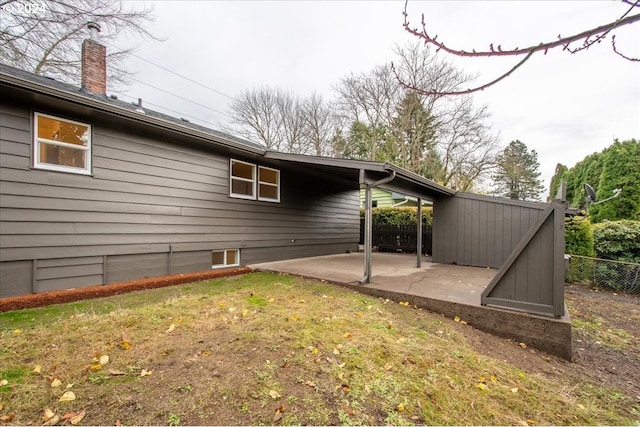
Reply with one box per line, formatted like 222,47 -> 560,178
435,98 -> 499,191
398,0 -> 640,96
0,0 -> 161,87
301,93 -> 341,157
228,87 -> 340,155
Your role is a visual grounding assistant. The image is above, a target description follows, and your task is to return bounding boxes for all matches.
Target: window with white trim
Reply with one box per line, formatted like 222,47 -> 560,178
258,165 -> 280,202
212,249 -> 240,268
34,112 -> 91,174
229,159 -> 256,199
229,159 -> 280,203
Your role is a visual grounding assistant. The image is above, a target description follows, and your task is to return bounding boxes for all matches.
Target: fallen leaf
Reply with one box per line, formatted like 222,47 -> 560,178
43,414 -> 59,426
454,316 -> 461,322
165,324 -> 175,333
43,408 -> 55,420
70,409 -> 86,425
61,411 -> 77,420
518,372 -> 526,379
333,347 -> 340,355
33,365 -> 42,374
108,369 -> 125,376
66,383 -> 74,389
140,369 -> 152,377
50,378 -> 62,388
118,340 -> 131,350
384,363 -> 393,371
476,383 -> 488,391
99,355 -> 109,365
59,391 -> 76,402
177,317 -> 184,323
490,375 -> 498,383
577,403 -> 586,410
241,309 -> 249,317
0,380 -> 7,387
115,419 -> 121,426
305,380 -> 316,388
273,404 -> 285,422
510,387 -> 519,393
0,403 -> 3,411
397,403 -> 405,411
0,415 -> 16,423
89,364 -> 102,371
269,390 -> 281,400
344,332 -> 352,339
519,342 -> 527,349
13,329 -> 21,334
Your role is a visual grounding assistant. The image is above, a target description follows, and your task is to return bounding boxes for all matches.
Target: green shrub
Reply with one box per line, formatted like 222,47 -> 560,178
564,216 -> 595,256
359,207 -> 433,225
593,220 -> 640,262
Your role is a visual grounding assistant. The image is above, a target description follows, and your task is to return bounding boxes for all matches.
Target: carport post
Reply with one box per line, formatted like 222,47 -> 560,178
359,170 -> 396,284
417,198 -> 422,268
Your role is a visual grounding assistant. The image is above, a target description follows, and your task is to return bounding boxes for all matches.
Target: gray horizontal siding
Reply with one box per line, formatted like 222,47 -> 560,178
0,101 -> 359,295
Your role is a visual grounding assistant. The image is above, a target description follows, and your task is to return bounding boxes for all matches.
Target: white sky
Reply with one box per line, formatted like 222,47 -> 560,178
114,1 -> 640,196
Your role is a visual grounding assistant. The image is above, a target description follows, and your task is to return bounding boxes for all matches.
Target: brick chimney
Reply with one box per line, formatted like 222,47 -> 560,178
81,22 -> 107,95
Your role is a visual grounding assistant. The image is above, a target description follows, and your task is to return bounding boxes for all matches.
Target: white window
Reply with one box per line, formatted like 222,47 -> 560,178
33,112 -> 91,175
258,166 -> 280,202
212,249 -> 240,268
229,159 -> 280,203
229,159 -> 256,199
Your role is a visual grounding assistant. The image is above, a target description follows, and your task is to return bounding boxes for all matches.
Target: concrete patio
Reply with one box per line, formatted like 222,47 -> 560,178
252,252 -> 572,360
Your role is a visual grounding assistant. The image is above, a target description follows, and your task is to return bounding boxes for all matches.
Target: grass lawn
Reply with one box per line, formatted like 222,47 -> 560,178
0,272 -> 636,425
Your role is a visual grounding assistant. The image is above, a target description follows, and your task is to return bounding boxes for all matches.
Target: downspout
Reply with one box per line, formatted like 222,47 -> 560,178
359,170 -> 396,284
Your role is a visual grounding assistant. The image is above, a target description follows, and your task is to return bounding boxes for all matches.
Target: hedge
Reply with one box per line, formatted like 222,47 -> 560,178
359,207 -> 433,225
564,216 -> 595,256
593,220 -> 640,262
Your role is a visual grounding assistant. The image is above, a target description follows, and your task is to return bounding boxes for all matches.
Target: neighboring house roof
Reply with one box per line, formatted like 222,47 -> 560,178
1,63 -> 455,200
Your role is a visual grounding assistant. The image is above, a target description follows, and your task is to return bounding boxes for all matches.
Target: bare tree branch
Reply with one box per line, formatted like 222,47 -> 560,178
399,0 -> 640,95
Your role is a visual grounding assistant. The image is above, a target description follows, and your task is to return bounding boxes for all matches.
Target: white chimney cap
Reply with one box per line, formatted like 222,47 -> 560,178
87,22 -> 101,41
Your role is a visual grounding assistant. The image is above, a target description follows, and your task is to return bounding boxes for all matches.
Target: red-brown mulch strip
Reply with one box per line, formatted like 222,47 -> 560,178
0,267 -> 254,313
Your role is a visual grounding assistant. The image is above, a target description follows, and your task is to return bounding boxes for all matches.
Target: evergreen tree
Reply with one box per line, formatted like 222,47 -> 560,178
492,140 -> 544,201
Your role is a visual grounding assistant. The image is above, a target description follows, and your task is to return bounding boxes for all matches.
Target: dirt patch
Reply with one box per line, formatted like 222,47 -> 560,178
0,267 -> 252,312
460,283 -> 640,402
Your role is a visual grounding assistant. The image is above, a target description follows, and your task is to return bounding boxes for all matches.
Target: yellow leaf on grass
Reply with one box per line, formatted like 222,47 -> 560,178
43,414 -> 59,426
519,342 -> 527,349
50,378 -> 62,388
140,369 -> 153,377
454,316 -> 461,322
0,379 -> 8,386
118,340 -> 131,350
89,364 -> 102,372
397,403 -> 405,411
476,383 -> 488,391
43,408 -> 55,420
518,372 -> 526,379
344,332 -> 352,339
242,309 -> 249,317
33,365 -> 42,374
108,369 -> 125,376
59,391 -> 76,402
13,329 -> 22,334
305,381 -> 316,388
99,355 -> 109,365
490,375 -> 497,383
269,390 -> 281,399
70,409 -> 86,425
384,363 -> 393,371
511,387 -> 519,393
165,324 -> 175,333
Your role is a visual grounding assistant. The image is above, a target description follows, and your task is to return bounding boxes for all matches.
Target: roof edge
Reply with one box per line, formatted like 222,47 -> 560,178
0,68 -> 266,156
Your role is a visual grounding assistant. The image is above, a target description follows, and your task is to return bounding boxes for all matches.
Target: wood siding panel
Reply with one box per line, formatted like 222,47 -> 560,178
432,194 -> 546,269
1,102 -> 360,294
0,260 -> 32,297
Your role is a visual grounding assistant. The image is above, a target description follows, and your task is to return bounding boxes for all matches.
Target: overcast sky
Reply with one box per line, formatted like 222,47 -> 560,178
114,1 -> 640,196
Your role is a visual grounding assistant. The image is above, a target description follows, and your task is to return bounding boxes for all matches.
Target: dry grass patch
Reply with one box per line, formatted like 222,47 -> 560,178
0,272 -> 636,425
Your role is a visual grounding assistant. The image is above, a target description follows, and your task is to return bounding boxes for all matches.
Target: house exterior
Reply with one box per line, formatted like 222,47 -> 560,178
358,188 -> 420,208
1,29 -> 459,298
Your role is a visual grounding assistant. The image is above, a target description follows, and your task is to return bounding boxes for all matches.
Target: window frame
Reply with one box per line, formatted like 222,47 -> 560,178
229,159 -> 256,200
258,165 -> 280,202
33,112 -> 92,175
212,249 -> 240,269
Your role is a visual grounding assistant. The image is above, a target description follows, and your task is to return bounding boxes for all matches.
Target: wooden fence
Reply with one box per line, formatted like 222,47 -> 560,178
360,220 -> 433,255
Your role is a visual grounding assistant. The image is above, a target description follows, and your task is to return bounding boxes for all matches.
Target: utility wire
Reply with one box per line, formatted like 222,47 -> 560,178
104,40 -> 235,100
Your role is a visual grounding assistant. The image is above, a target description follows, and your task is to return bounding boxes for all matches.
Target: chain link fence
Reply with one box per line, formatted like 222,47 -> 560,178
566,254 -> 640,293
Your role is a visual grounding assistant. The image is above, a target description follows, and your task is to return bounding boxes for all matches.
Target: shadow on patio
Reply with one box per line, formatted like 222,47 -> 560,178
252,252 -> 572,360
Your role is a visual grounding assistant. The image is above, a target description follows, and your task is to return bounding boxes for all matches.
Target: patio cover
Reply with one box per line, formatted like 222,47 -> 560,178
264,152 -> 456,283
